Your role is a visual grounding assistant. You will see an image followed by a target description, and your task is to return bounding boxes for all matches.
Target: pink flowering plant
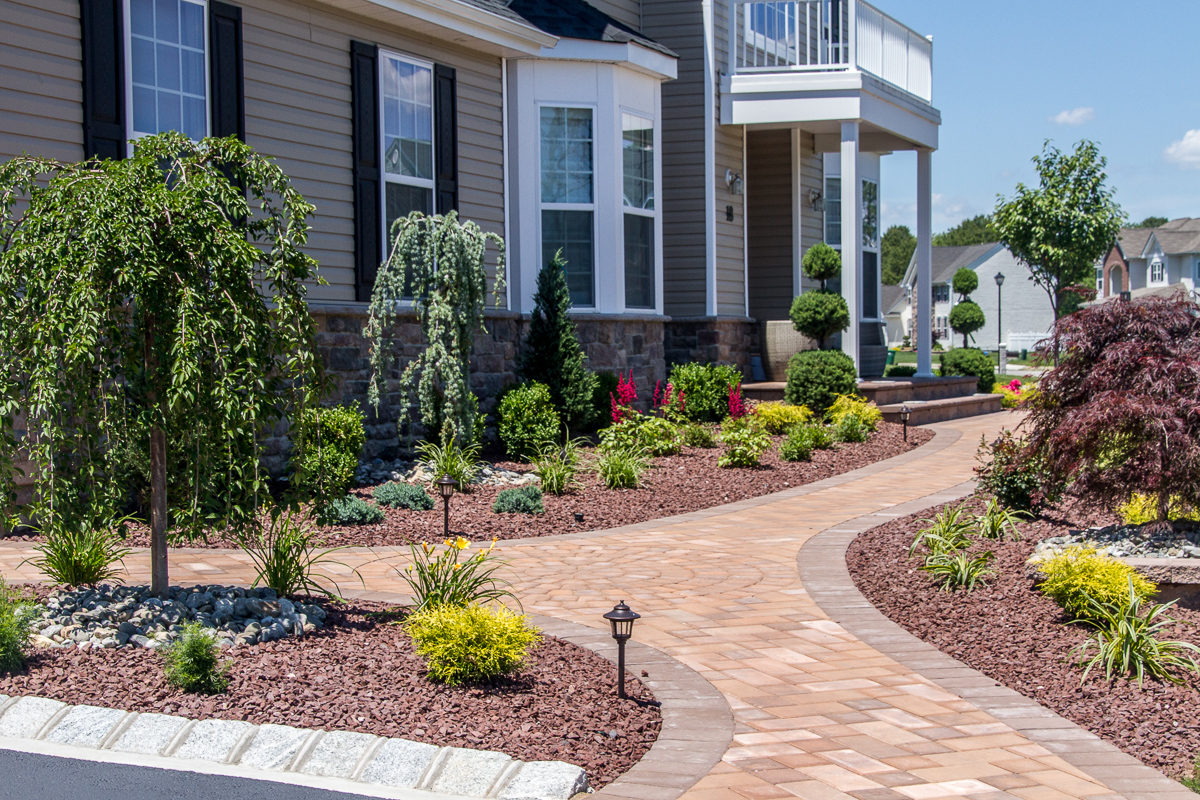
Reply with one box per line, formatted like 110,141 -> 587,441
609,371 -> 639,424
652,380 -> 687,422
727,383 -> 749,419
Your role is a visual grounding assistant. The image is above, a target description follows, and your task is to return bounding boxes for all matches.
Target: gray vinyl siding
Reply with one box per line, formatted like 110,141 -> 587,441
797,131 -> 823,292
0,0 -> 85,163
586,0 -> 640,33
643,0 -> 707,316
746,129 -> 791,321
237,0 -> 506,303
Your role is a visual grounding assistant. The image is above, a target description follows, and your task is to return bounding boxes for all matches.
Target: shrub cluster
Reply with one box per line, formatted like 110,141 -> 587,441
825,395 -> 882,432
669,363 -> 743,423
492,486 -> 544,515
718,418 -> 772,468
975,430 -> 1059,513
373,482 -> 435,510
598,416 -> 681,457
498,383 -> 560,461
292,405 -> 366,503
405,603 -> 541,685
0,579 -> 33,673
784,350 -> 857,414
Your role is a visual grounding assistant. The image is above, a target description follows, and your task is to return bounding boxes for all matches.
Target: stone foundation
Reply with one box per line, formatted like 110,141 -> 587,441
664,316 -> 757,376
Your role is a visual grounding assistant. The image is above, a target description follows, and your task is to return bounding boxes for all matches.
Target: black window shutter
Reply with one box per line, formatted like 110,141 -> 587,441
351,41 -> 381,302
209,1 -> 245,140
79,0 -> 125,160
433,64 -> 458,215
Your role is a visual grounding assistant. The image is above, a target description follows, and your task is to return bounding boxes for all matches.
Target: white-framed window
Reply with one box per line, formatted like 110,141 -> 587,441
540,105 -> 595,307
861,178 -> 879,248
126,0 -> 209,142
933,284 -> 950,303
380,51 -> 435,247
1151,258 -> 1165,284
1096,266 -> 1104,293
824,176 -> 841,247
622,113 -> 655,310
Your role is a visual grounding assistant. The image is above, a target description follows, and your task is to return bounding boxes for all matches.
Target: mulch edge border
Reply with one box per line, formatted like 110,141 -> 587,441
797,480 -> 1195,800
340,588 -> 734,800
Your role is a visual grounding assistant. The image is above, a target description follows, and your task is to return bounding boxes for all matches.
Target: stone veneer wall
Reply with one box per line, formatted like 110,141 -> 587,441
663,317 -> 757,376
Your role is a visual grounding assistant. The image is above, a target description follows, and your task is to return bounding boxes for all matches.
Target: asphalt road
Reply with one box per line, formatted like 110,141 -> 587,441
0,748 -> 374,800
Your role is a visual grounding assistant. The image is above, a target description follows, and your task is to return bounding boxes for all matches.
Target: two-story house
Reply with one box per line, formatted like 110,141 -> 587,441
1100,218 -> 1200,301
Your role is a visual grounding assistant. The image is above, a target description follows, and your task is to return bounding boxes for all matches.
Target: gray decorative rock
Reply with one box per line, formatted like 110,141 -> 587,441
300,730 -> 377,778
499,761 -> 590,800
359,738 -> 440,788
173,719 -> 254,762
44,705 -> 126,747
112,713 -> 190,755
239,724 -> 311,771
0,696 -> 67,738
430,748 -> 512,797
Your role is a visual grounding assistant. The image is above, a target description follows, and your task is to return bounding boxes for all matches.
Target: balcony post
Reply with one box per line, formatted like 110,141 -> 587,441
840,120 -> 860,378
847,0 -> 857,67
915,148 -> 934,378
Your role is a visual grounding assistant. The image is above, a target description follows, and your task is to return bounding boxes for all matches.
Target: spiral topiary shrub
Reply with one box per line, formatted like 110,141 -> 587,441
784,350 -> 857,415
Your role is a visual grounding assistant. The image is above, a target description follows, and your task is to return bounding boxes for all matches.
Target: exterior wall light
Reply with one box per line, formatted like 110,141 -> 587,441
603,600 -> 641,699
724,169 -> 743,195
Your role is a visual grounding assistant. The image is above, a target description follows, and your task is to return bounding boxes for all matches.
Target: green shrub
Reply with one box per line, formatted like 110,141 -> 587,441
240,507 -> 358,598
373,482 -> 435,511
595,446 -> 648,489
806,423 -> 836,450
825,394 -> 882,432
492,486 -> 544,514
591,371 -> 620,428
416,437 -> 482,488
292,405 -> 366,502
801,242 -> 841,285
779,428 -> 814,462
532,441 -> 581,496
669,363 -> 744,423
921,550 -> 995,593
952,267 -> 979,296
634,416 -> 682,456
498,383 -> 561,461
784,350 -> 857,415
834,415 -> 870,443
975,430 -> 1059,513
317,495 -> 384,526
0,578 -> 34,673
754,401 -> 813,434
1036,546 -> 1157,619
885,364 -> 918,378
949,301 -> 986,348
406,603 -> 541,686
400,536 -> 517,612
162,622 -> 230,694
789,291 -> 851,349
718,424 -> 772,468
29,526 -> 131,587
939,347 -> 995,394
682,423 -> 717,448
1074,583 -> 1200,686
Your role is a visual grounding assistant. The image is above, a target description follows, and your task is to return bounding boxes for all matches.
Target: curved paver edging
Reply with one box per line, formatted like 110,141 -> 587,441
797,481 -> 1195,800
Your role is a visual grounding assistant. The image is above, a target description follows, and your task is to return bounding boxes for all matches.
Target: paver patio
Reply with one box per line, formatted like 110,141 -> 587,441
0,413 -> 1188,800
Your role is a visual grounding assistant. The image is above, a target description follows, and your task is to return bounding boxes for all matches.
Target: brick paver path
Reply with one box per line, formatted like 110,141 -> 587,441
0,413 -> 1153,800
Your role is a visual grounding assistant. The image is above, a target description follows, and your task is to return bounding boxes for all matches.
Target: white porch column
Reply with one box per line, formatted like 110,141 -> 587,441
840,121 -> 860,376
915,149 -> 934,378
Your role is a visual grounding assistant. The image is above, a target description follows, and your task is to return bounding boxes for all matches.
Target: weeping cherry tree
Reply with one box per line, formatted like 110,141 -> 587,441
0,133 -> 324,596
366,211 -> 505,448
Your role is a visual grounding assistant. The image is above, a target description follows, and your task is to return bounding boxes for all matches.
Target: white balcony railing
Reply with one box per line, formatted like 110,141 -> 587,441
728,0 -> 932,103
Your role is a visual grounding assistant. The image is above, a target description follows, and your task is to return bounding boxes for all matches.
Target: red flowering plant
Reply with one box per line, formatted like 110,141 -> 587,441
609,370 -> 639,424
652,380 -> 687,422
727,383 -> 748,419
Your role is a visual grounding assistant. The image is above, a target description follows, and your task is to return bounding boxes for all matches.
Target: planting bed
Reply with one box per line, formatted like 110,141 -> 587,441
847,495 -> 1200,781
0,596 -> 660,788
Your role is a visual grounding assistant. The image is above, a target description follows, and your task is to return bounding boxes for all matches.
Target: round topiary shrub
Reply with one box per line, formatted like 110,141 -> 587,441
372,482 -> 435,510
949,300 -> 986,348
498,383 -> 560,461
939,347 -> 995,394
784,350 -> 857,415
801,242 -> 842,286
789,291 -> 851,350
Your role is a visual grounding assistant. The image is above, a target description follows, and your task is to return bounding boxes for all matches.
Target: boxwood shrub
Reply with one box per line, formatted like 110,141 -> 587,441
784,350 -> 857,415
939,347 -> 995,394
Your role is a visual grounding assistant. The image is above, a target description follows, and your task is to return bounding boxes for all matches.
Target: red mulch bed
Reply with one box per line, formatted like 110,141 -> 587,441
847,494 -> 1200,781
18,422 -> 927,550
0,596 -> 659,788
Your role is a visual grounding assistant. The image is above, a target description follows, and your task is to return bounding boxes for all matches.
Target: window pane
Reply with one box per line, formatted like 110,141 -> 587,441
542,210 -> 594,307
385,183 -> 432,242
862,250 -> 878,317
132,36 -> 155,86
131,0 -> 154,37
381,56 -> 433,180
156,42 -> 180,91
624,213 -> 654,309
182,95 -> 206,140
824,177 -> 841,246
181,48 -> 204,95
131,0 -> 206,140
180,0 -> 204,49
622,114 -> 654,210
540,106 -> 592,204
157,90 -> 181,132
132,85 -> 157,135
862,179 -> 879,248
155,0 -> 178,43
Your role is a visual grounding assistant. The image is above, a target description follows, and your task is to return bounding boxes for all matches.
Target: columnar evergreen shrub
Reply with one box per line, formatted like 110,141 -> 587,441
517,252 -> 597,431
292,405 -> 366,504
784,350 -> 857,414
498,383 -> 561,461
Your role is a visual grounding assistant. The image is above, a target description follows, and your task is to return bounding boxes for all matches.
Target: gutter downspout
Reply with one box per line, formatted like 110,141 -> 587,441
703,0 -> 717,317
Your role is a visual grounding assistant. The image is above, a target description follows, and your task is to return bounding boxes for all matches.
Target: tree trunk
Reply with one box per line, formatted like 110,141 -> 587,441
149,425 -> 169,596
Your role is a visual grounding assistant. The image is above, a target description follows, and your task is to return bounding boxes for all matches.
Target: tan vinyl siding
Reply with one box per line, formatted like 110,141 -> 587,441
746,129 -> 791,321
643,0 -> 707,316
0,0 -> 84,162
714,122 -> 744,315
238,0 -> 505,303
797,130 -> 823,292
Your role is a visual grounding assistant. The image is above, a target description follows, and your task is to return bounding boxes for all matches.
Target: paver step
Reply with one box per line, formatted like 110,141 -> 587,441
880,393 -> 1003,425
859,376 -> 979,405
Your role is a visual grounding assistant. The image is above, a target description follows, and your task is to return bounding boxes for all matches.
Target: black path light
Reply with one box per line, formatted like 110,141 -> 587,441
436,474 -> 459,538
603,600 -> 641,699
900,404 -> 912,442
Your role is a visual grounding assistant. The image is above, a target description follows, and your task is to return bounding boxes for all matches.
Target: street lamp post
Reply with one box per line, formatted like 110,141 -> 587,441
436,475 -> 459,538
603,601 -> 641,700
994,272 -> 1006,369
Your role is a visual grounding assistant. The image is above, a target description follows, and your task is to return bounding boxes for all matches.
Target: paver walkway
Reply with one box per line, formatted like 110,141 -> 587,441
0,414 -> 1175,800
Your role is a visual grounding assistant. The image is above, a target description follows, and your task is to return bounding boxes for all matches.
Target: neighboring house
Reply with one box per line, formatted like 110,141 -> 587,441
899,243 -> 1052,353
1099,219 -> 1200,301
881,283 -> 906,346
2,0 -> 941,450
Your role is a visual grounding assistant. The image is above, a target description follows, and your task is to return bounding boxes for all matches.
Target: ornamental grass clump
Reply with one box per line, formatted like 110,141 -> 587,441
399,536 -> 518,612
416,438 -> 482,489
405,603 -> 540,686
492,486 -> 544,515
27,526 -> 131,587
920,550 -> 995,593
909,505 -> 974,559
595,446 -> 649,489
973,498 -> 1027,541
239,507 -> 358,598
163,622 -> 230,694
373,482 -> 435,511
532,438 -> 584,495
1036,546 -> 1156,619
0,578 -> 34,673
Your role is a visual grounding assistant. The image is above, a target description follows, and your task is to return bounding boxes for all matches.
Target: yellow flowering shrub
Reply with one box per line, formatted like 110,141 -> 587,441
824,394 -> 882,432
406,603 -> 540,685
1035,545 -> 1156,618
753,401 -> 813,434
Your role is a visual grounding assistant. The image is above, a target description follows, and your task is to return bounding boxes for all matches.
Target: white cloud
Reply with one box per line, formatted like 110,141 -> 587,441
1050,107 -> 1095,126
1165,129 -> 1200,169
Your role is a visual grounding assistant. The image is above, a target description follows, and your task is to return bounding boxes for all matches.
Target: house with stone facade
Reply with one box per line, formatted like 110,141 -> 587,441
2,0 -> 943,451
1099,219 -> 1200,302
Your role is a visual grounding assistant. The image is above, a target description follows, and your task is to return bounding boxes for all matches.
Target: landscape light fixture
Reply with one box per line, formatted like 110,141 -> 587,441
724,169 -> 743,195
900,404 -> 911,442
994,272 -> 1006,368
603,600 -> 641,700
436,474 -> 459,538
574,512 -> 584,524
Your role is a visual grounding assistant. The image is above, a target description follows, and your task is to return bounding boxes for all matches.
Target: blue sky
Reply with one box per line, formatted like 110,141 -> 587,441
877,0 -> 1200,235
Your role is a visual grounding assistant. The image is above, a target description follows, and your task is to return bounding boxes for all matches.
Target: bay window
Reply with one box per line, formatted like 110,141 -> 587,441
540,106 -> 595,307
622,113 -> 655,309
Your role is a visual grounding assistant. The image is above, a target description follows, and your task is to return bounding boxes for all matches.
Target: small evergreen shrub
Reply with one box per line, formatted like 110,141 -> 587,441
801,242 -> 841,285
406,603 -> 541,685
779,428 -> 814,462
975,430 -> 1060,513
784,350 -> 857,414
498,383 -> 561,461
0,579 -> 34,673
939,347 -> 995,394
492,486 -> 544,514
718,424 -> 772,468
373,482 -> 435,510
292,404 -> 366,502
834,415 -> 870,443
885,364 -> 917,378
163,622 -> 230,693
669,363 -> 743,423
318,495 -> 385,526
825,394 -> 882,432
682,423 -> 717,448
1036,546 -> 1157,618
789,291 -> 851,349
754,401 -> 813,434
